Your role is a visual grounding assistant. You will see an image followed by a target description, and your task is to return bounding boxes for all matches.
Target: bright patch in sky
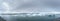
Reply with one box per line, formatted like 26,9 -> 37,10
2,2 -> 10,12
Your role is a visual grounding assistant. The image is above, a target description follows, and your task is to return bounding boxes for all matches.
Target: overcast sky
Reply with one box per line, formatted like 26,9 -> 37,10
0,0 -> 60,13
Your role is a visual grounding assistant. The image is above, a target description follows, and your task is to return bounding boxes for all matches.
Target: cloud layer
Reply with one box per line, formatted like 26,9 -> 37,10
0,0 -> 60,13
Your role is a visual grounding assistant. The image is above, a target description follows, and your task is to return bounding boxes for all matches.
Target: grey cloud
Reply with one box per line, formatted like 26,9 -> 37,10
0,0 -> 60,13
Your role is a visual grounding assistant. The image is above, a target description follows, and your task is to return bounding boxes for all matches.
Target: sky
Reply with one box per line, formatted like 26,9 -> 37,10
0,0 -> 60,13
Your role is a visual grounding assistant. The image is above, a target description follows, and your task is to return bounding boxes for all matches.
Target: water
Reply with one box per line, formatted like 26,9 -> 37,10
0,13 -> 59,21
